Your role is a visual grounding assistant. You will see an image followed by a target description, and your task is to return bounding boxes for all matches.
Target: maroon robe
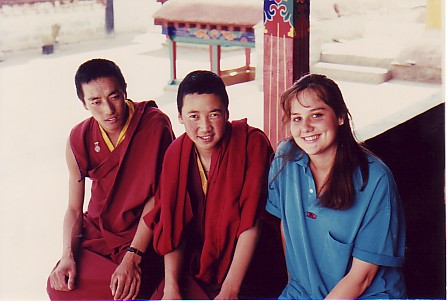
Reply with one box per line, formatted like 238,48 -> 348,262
146,119 -> 274,298
47,100 -> 174,300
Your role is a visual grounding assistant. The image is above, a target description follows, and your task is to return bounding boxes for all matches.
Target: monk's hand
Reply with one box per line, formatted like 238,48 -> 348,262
214,281 -> 239,300
110,252 -> 142,300
49,256 -> 77,291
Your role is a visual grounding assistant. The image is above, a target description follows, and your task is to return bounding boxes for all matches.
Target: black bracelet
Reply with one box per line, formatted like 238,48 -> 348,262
126,246 -> 144,257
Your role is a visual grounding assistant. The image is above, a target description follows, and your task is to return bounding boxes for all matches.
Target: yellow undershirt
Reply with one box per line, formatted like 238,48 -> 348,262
196,150 -> 209,196
99,100 -> 135,152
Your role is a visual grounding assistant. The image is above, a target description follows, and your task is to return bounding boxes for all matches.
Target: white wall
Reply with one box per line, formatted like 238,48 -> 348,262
0,0 -> 162,52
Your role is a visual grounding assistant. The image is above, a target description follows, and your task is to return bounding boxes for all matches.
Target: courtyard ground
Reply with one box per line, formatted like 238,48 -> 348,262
0,1 -> 444,300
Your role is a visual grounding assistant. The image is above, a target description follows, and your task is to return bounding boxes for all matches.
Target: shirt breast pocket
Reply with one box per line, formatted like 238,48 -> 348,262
318,231 -> 354,281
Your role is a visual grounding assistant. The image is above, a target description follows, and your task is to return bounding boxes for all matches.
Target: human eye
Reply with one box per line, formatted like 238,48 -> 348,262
291,115 -> 301,122
312,109 -> 325,119
110,93 -> 121,101
189,114 -> 199,120
210,112 -> 221,118
90,98 -> 101,105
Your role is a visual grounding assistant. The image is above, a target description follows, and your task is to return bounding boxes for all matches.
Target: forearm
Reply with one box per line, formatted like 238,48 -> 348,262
129,196 -> 155,253
163,245 -> 184,293
221,221 -> 261,295
325,275 -> 367,299
280,222 -> 291,282
280,222 -> 286,260
325,258 -> 379,299
50,207 -> 82,292
61,208 -> 83,259
62,140 -> 85,259
109,199 -> 157,300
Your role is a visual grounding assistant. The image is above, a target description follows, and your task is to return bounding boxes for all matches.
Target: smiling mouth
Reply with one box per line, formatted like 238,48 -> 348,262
198,135 -> 213,142
302,134 -> 320,142
106,116 -> 118,123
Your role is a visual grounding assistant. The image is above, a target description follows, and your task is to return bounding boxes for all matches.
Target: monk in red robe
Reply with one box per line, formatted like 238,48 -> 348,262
47,59 -> 174,300
145,70 -> 286,299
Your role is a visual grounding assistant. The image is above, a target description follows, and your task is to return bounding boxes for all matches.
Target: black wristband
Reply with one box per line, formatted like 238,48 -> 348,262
126,246 -> 144,257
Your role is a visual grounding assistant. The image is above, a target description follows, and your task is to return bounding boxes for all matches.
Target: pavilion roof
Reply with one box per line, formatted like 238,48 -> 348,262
153,0 -> 262,27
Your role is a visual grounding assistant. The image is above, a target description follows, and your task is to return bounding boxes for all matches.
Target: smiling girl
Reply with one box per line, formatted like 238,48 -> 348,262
266,74 -> 407,299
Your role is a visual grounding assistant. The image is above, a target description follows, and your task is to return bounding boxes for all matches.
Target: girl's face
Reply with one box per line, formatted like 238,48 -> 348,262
290,88 -> 344,162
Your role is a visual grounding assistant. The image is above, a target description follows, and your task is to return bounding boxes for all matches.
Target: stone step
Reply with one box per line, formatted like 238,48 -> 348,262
320,41 -> 396,68
313,62 -> 392,84
320,51 -> 393,69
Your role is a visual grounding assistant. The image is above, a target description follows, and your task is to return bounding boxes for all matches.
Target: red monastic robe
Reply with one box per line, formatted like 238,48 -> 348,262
146,119 -> 274,298
47,101 -> 174,300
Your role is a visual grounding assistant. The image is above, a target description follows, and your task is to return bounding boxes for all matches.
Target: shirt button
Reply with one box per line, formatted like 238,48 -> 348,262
309,188 -> 314,194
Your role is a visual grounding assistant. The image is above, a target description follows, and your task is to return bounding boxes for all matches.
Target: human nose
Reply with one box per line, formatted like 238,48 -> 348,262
301,117 -> 314,132
198,117 -> 212,131
104,100 -> 115,114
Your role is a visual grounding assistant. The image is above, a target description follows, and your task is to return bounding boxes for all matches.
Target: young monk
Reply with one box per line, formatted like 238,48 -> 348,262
145,70 -> 281,299
47,58 -> 175,300
266,74 -> 406,299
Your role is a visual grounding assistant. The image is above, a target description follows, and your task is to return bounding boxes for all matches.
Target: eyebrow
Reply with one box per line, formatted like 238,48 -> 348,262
291,107 -> 327,114
87,96 -> 100,101
108,89 -> 121,96
186,108 -> 223,114
86,89 -> 121,101
310,107 -> 327,112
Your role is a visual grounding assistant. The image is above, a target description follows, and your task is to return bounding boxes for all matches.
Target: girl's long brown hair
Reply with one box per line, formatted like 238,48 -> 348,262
279,74 -> 370,210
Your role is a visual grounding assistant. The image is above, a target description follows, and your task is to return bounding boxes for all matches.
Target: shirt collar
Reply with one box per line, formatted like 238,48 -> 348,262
281,139 -> 309,167
99,99 -> 134,152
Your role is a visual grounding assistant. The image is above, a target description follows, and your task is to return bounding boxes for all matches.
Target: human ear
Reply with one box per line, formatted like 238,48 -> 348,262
178,113 -> 184,124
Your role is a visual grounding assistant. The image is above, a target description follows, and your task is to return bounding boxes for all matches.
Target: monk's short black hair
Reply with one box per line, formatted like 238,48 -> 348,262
177,70 -> 229,113
74,58 -> 127,104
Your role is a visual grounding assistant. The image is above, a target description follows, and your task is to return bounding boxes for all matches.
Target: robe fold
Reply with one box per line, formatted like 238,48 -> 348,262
48,100 -> 174,300
145,119 -> 275,296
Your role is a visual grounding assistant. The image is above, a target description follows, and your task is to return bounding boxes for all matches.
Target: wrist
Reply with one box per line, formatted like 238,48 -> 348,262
163,281 -> 181,296
61,250 -> 75,261
124,247 -> 143,264
164,272 -> 180,290
126,246 -> 144,256
221,278 -> 241,296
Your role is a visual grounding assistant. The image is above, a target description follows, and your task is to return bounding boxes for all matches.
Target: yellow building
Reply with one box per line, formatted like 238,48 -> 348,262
426,0 -> 442,29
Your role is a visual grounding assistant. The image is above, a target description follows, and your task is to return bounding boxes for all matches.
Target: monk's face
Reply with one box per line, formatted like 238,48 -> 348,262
82,76 -> 128,138
179,93 -> 229,155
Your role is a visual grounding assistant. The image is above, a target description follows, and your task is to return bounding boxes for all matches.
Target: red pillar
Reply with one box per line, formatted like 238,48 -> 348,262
245,48 -> 251,67
263,0 -> 310,148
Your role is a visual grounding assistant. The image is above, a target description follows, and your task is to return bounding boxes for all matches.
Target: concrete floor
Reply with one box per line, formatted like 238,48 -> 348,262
0,30 -> 442,300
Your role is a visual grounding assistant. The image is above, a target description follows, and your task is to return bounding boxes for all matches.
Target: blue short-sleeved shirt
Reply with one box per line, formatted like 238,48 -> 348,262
266,140 -> 407,299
